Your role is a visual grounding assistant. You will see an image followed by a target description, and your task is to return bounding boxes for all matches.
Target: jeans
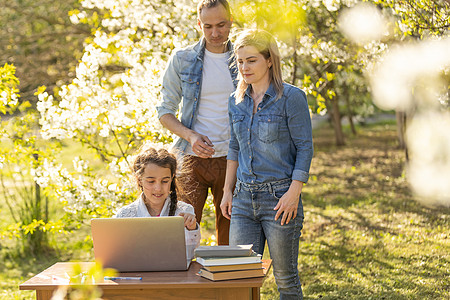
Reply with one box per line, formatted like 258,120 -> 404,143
230,179 -> 304,300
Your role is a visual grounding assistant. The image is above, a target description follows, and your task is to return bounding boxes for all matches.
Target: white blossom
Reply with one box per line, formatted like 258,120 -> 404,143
339,3 -> 389,44
371,38 -> 450,111
407,112 -> 450,207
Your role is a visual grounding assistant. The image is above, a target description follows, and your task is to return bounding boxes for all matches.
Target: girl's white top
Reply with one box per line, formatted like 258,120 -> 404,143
114,194 -> 200,260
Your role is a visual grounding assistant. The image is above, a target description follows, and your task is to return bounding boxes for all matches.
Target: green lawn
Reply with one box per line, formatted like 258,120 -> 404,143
1,122 -> 449,299
260,122 -> 449,299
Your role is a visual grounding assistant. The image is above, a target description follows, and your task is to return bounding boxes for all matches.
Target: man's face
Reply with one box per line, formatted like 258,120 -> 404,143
198,4 -> 232,53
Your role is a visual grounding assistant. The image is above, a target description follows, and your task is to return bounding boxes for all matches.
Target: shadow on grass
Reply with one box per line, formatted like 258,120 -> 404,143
1,223 -> 94,282
292,123 -> 450,300
1,245 -> 64,280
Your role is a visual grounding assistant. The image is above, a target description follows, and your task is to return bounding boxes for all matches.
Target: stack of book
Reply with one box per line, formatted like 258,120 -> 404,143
195,244 -> 264,281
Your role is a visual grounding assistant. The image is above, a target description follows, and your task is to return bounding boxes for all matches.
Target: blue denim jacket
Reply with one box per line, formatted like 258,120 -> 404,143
157,37 -> 238,154
227,83 -> 313,184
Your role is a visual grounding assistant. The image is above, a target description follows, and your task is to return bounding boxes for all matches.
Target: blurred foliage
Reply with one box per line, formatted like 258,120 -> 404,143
0,1 -> 448,298
0,0 -> 90,102
232,0 -> 374,145
200,194 -> 219,246
232,0 -> 449,146
0,64 -> 71,255
50,262 -> 117,300
375,0 -> 450,39
0,63 -> 21,114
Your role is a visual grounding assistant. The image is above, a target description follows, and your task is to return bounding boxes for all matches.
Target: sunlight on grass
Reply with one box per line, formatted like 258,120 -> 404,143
264,123 -> 450,300
1,123 -> 449,300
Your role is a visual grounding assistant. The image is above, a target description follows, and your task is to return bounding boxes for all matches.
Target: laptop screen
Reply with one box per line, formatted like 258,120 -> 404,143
91,216 -> 189,272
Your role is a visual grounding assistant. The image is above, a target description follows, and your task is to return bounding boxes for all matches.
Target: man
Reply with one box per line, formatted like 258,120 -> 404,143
157,0 -> 236,245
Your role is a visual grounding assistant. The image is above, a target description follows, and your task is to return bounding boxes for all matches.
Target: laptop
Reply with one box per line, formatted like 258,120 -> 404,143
91,216 -> 191,272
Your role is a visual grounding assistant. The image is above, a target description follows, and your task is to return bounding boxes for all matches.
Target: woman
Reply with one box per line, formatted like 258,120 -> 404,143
115,147 -> 200,261
220,30 -> 313,299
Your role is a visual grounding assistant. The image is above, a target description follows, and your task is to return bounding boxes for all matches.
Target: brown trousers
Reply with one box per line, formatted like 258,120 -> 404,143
180,155 -> 230,245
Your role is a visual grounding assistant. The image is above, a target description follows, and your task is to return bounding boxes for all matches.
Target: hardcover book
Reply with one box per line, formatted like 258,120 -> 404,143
202,262 -> 263,272
198,267 -> 264,281
196,252 -> 262,267
194,244 -> 253,257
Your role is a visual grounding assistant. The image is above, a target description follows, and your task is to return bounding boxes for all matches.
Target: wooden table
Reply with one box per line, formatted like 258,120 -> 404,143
20,260 -> 272,300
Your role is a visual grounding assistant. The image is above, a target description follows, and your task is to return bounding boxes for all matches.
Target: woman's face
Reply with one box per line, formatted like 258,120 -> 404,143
236,45 -> 272,86
140,163 -> 172,207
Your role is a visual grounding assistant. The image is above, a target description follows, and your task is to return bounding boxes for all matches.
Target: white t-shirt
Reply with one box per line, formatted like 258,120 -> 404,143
188,49 -> 235,157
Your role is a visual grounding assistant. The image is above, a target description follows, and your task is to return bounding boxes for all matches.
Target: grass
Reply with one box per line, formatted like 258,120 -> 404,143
260,122 -> 449,299
1,121 -> 449,299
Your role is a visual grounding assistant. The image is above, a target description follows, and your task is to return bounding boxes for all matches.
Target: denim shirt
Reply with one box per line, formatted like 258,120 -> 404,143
227,83 -> 313,184
157,37 -> 238,154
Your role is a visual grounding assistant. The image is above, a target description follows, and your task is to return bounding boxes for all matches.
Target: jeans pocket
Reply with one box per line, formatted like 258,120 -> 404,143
258,114 -> 283,143
232,188 -> 238,198
272,187 -> 288,200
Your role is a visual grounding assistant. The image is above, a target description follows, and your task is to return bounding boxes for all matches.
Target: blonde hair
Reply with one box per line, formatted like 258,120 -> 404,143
233,29 -> 284,103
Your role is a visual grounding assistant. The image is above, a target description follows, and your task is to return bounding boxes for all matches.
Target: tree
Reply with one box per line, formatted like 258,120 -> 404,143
232,0 -> 384,146
373,0 -> 450,153
357,0 -> 450,205
25,0 -> 450,220
0,64 -> 67,254
35,0 -> 199,218
0,0 -> 89,103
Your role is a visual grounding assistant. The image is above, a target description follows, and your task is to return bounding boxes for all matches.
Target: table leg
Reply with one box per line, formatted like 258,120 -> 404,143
36,290 -> 53,300
252,287 -> 260,300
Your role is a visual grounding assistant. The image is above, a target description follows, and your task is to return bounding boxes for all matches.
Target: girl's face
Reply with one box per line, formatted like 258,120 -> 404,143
140,163 -> 172,206
236,45 -> 272,86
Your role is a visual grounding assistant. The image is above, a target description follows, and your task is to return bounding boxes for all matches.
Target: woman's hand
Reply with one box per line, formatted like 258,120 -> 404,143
179,213 -> 197,230
221,160 -> 238,220
273,180 -> 304,226
220,191 -> 233,220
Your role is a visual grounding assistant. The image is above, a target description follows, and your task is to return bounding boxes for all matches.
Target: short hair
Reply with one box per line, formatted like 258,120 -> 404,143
233,29 -> 284,103
197,0 -> 231,19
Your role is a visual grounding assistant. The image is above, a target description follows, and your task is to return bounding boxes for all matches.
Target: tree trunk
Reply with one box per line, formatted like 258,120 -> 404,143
291,37 -> 298,85
396,110 -> 406,149
396,110 -> 409,161
348,114 -> 356,136
343,86 -> 357,135
32,153 -> 44,254
328,98 -> 345,146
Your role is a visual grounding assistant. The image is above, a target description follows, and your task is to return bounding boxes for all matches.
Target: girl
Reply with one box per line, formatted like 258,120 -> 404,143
220,30 -> 313,299
115,147 -> 200,260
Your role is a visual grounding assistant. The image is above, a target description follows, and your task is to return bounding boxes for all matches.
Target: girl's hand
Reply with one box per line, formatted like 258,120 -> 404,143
179,213 -> 197,230
273,181 -> 304,226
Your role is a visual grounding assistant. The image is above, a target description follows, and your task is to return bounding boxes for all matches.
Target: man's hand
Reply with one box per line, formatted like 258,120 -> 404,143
189,132 -> 215,158
159,114 -> 214,158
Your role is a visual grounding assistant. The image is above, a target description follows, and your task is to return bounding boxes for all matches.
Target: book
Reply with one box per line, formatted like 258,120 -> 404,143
194,244 -> 253,258
198,267 -> 264,281
196,252 -> 262,267
203,262 -> 263,272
